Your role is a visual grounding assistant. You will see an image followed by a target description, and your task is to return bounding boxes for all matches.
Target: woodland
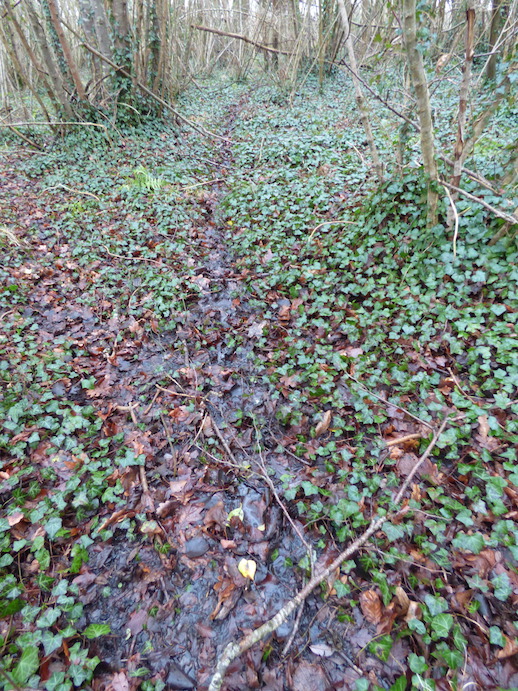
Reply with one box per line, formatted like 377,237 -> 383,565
0,0 -> 517,689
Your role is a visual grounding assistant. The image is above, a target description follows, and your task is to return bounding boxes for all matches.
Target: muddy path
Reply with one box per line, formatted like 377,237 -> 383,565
0,96 -> 407,691
77,99 -> 394,690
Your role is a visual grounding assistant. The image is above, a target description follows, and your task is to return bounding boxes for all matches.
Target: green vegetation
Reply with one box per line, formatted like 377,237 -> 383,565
1,73 -> 517,690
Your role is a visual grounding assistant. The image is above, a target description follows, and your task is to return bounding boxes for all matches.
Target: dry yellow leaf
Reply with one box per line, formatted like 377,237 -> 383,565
237,558 -> 257,580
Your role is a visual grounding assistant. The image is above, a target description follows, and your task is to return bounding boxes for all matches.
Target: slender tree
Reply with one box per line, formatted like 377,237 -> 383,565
402,0 -> 438,226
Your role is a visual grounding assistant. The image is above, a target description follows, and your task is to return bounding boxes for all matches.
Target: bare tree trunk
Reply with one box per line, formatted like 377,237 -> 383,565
3,0 -> 73,117
451,4 -> 475,188
336,0 -> 383,180
447,3 -> 475,229
91,0 -> 113,59
487,0 -> 505,80
0,13 -> 53,123
46,0 -> 86,99
402,0 -> 438,227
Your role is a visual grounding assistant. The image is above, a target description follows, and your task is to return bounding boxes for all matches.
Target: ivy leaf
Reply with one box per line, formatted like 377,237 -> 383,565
45,516 -> 63,540
492,573 -> 512,601
408,653 -> 428,674
83,623 -> 111,639
489,626 -> 506,647
452,532 -> 485,554
431,613 -> 453,639
12,645 -> 40,685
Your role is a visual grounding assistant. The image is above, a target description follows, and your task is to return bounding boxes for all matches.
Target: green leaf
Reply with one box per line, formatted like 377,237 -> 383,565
431,613 -> 453,639
408,653 -> 428,674
12,645 -> 40,685
492,573 -> 512,601
489,626 -> 506,647
83,623 -> 111,639
354,680 -> 370,691
45,516 -> 63,540
301,481 -> 320,496
433,642 -> 463,669
423,594 -> 448,616
383,522 -> 406,541
389,677 -> 407,691
452,532 -> 485,554
369,634 -> 393,662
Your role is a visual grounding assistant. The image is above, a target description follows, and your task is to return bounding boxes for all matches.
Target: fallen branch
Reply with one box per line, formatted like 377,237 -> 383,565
386,432 -> 423,447
0,122 -> 42,149
207,417 -> 450,691
192,24 -> 293,56
440,180 -> 518,225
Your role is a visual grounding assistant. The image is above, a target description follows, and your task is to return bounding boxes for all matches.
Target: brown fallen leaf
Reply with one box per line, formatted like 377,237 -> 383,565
496,636 -> 518,659
108,671 -> 130,691
315,410 -> 332,437
360,589 -> 383,625
476,414 -> 500,451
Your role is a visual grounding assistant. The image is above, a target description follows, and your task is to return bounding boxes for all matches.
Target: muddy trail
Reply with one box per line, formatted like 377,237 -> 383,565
4,82 -> 517,691
0,98 -> 401,691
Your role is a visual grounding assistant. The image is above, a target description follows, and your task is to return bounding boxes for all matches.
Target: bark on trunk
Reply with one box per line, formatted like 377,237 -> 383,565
46,0 -> 86,99
451,5 -> 475,188
337,0 -> 383,180
402,0 -> 438,227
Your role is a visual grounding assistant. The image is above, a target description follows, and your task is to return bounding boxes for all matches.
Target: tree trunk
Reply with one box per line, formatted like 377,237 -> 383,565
46,0 -> 86,99
337,0 -> 383,180
3,0 -> 73,117
91,0 -> 113,59
402,0 -> 438,227
487,0 -> 503,81
451,5 -> 475,188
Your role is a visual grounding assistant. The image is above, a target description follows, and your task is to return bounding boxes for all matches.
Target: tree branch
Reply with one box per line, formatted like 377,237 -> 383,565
207,417 -> 451,691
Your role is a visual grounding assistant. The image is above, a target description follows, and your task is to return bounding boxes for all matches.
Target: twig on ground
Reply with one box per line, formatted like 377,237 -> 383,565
440,180 -> 518,225
207,417 -> 450,691
44,184 -> 101,201
102,245 -> 169,267
386,433 -> 423,447
442,183 -> 460,257
181,178 -> 225,191
155,383 -> 206,400
253,425 -> 314,567
447,367 -> 478,404
267,425 -> 311,465
307,219 -> 356,242
342,372 -> 434,429
282,602 -> 305,657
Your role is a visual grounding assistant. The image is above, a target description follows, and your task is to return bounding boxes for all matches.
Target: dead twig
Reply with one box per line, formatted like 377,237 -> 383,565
442,183 -> 460,257
440,180 -> 517,226
45,183 -> 101,201
307,219 -> 356,242
386,433 -> 423,447
207,417 -> 450,691
282,602 -> 305,657
342,372 -> 434,429
102,245 -> 168,267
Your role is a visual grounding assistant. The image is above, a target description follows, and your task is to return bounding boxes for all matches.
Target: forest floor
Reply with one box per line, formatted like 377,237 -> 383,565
0,75 -> 517,691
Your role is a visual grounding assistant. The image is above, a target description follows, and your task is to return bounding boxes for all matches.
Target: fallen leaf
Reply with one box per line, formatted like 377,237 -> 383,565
496,636 -> 518,659
310,642 -> 335,658
315,410 -> 332,437
237,558 -> 257,580
108,671 -> 130,691
247,320 -> 267,338
360,589 -> 383,625
7,512 -> 24,526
